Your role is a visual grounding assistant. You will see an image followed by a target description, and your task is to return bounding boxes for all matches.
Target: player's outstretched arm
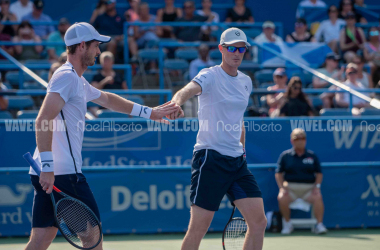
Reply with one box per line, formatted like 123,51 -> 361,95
92,91 -> 180,124
168,81 -> 202,120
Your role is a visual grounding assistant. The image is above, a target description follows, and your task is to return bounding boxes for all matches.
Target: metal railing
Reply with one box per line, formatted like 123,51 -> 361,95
123,22 -> 284,63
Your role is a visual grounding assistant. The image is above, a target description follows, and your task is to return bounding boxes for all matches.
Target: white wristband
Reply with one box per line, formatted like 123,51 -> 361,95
130,103 -> 152,119
40,151 -> 54,173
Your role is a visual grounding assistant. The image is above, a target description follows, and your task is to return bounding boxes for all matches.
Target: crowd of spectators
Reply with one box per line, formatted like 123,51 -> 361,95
0,0 -> 380,118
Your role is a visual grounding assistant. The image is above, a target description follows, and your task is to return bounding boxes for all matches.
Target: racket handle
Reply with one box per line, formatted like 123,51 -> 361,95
23,152 -> 41,176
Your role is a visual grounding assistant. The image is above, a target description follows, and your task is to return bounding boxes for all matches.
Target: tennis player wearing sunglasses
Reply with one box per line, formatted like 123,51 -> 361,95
167,28 -> 266,250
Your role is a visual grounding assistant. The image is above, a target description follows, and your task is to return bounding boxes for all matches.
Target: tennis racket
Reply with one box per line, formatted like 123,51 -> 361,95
222,205 -> 247,250
23,152 -> 102,250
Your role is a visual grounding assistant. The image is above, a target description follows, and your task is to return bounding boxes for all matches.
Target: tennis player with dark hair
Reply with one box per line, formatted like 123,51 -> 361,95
25,22 -> 179,250
169,28 -> 266,250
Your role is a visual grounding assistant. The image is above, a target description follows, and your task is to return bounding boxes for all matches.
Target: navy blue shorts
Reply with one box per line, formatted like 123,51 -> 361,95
190,149 -> 262,211
30,173 -> 101,228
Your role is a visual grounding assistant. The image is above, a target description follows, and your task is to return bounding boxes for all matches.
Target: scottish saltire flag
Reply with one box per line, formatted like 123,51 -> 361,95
260,42 -> 332,68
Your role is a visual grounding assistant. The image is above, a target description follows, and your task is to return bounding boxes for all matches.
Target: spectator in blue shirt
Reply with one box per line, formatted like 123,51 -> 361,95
93,0 -> 125,57
22,0 -> 54,40
47,18 -> 70,61
275,128 -> 327,235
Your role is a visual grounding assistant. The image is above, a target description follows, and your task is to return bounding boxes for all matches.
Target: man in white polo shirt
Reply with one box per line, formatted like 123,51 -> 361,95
25,22 -> 179,250
169,28 -> 266,250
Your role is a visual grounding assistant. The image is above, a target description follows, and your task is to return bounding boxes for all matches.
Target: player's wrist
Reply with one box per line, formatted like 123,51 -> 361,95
130,103 -> 152,119
40,151 -> 54,173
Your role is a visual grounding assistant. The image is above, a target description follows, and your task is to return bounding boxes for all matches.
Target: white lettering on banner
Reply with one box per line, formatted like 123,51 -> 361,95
82,155 -> 192,166
361,175 -> 380,199
111,185 -> 230,212
0,207 -> 23,224
333,126 -> 380,149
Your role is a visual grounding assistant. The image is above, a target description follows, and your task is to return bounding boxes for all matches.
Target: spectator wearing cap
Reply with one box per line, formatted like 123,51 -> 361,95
296,0 -> 327,18
276,128 -> 327,235
286,18 -> 315,43
254,21 -> 283,45
266,68 -> 288,117
314,5 -> 346,52
225,0 -> 254,23
189,44 -> 216,80
93,0 -> 126,58
0,0 -> 17,37
280,76 -> 314,117
174,1 -> 209,42
335,63 -> 370,109
47,18 -> 70,61
12,20 -> 43,60
338,0 -> 366,24
22,0 -> 54,40
9,0 -> 33,22
314,53 -> 344,108
339,11 -> 366,63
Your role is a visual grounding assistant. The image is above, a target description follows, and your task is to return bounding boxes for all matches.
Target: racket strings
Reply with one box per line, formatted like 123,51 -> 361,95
224,219 -> 247,249
56,198 -> 101,248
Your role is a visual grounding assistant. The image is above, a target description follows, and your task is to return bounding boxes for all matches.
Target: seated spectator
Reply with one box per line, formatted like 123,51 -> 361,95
280,76 -> 314,117
339,12 -> 366,63
364,27 -> 380,72
314,5 -> 346,52
286,18 -> 315,43
156,0 -> 182,38
313,52 -> 343,89
22,0 -> 55,40
91,51 -> 127,90
338,0 -> 366,24
225,0 -> 254,23
47,18 -> 70,61
353,55 -> 373,88
335,63 -> 370,108
133,3 -> 159,49
125,0 -> 140,23
174,1 -> 209,42
90,0 -> 108,24
296,0 -> 327,18
275,128 -> 327,235
0,0 -> 18,37
93,0 -> 125,57
254,21 -> 283,44
354,0 -> 366,8
12,21 -> 43,60
9,0 -> 33,22
189,44 -> 216,80
196,0 -> 219,39
48,61 -> 62,81
266,68 -> 287,117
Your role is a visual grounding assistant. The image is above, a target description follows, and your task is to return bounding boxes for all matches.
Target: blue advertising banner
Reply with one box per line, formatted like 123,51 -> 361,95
0,118 -> 379,168
0,164 -> 379,236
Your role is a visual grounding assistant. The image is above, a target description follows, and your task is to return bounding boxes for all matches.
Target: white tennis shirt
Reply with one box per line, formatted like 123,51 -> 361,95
29,61 -> 101,175
192,65 -> 252,157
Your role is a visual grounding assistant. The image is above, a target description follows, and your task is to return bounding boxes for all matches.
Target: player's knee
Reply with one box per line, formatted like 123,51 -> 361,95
247,215 -> 267,232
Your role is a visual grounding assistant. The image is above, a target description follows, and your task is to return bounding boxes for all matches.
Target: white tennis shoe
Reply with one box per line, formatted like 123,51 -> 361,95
281,219 -> 294,234
315,223 -> 328,234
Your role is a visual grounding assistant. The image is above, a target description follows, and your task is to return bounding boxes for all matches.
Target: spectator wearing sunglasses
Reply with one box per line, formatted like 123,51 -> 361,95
314,5 -> 346,52
364,27 -> 380,76
339,12 -> 366,63
335,63 -> 370,109
266,68 -> 288,117
280,76 -> 314,117
286,18 -> 315,43
276,128 -> 327,235
338,0 -> 366,24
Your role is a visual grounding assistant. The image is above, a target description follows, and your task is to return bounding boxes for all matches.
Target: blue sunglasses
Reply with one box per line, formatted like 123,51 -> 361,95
222,45 -> 247,53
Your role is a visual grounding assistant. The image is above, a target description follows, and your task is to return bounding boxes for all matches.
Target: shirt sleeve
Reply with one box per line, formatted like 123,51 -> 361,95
314,155 -> 322,173
192,68 -> 213,95
47,71 -> 77,103
276,152 -> 286,173
84,79 -> 101,102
